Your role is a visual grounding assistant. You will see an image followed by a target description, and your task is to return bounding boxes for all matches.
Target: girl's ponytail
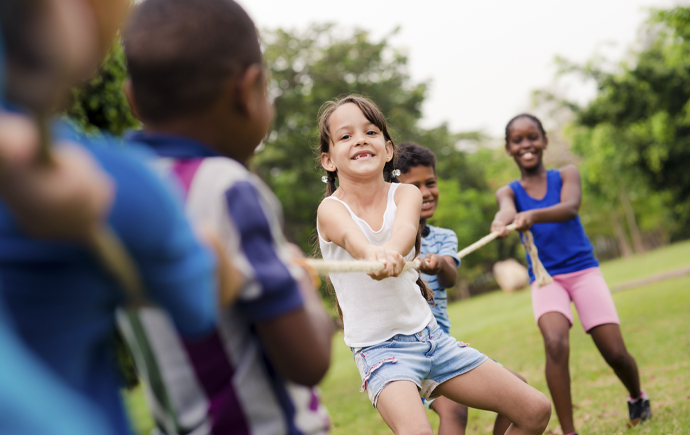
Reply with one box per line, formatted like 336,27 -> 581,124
324,171 -> 337,197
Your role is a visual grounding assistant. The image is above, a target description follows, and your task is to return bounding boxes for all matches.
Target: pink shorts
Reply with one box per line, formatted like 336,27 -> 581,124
531,267 -> 620,332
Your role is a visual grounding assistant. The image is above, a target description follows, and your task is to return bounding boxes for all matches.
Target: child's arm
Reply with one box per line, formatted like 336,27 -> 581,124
420,254 -> 457,288
317,189 -> 418,280
513,165 -> 581,231
387,183 -> 423,259
491,185 -> 517,238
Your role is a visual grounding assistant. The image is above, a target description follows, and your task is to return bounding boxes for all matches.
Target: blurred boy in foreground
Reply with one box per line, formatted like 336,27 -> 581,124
120,0 -> 333,433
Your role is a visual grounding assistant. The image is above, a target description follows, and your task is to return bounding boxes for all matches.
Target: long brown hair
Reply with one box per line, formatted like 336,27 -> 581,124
316,95 -> 433,317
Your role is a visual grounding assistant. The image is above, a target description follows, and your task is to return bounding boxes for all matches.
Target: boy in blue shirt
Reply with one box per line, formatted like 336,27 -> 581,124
0,1 -> 219,433
398,142 -> 519,435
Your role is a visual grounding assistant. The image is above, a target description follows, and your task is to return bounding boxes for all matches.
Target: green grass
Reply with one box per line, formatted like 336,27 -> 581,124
125,241 -> 690,434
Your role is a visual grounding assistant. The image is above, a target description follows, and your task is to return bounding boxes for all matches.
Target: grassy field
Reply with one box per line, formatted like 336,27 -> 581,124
125,240 -> 690,434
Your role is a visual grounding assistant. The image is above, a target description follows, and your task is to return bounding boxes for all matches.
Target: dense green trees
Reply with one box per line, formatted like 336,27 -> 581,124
567,6 -> 690,243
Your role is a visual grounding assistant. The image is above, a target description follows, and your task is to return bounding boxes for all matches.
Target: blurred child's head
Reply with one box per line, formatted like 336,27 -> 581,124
397,142 -> 439,220
504,114 -> 548,171
317,95 -> 399,196
0,0 -> 129,112
123,0 -> 272,162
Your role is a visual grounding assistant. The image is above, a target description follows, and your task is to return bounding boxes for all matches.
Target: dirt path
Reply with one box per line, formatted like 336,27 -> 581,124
610,265 -> 690,292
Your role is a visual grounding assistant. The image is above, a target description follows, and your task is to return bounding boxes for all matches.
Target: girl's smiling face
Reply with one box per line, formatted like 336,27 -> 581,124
320,103 -> 393,180
506,117 -> 548,170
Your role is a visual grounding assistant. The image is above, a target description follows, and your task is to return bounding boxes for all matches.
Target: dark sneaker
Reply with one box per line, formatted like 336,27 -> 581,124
627,390 -> 652,427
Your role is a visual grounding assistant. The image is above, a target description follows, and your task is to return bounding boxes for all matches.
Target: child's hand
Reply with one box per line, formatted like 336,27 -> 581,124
0,113 -> 113,241
365,246 -> 405,280
491,220 -> 511,238
420,253 -> 443,275
513,211 -> 535,232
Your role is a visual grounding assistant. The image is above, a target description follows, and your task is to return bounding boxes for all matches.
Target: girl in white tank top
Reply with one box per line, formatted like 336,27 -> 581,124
315,95 -> 551,434
318,182 -> 432,347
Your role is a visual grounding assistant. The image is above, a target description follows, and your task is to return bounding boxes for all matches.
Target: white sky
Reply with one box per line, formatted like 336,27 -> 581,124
237,0 -> 682,136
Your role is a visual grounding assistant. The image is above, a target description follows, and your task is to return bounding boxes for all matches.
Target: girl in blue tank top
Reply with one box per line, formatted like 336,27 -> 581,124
491,114 -> 651,434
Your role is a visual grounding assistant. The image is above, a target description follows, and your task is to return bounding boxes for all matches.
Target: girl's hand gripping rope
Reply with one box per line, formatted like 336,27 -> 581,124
365,245 -> 405,280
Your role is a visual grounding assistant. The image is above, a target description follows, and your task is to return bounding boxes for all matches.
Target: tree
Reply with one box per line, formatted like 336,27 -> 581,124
66,42 -> 139,136
570,6 -> 690,240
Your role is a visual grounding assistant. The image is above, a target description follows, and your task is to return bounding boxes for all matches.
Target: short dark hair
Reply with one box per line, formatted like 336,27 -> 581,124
397,142 -> 436,174
504,113 -> 547,147
124,0 -> 261,123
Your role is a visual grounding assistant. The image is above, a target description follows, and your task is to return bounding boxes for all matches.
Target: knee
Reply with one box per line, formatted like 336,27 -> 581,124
525,393 -> 552,432
543,335 -> 569,362
445,404 -> 468,427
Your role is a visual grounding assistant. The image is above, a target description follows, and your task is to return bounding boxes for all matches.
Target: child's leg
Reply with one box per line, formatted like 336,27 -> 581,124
538,312 -> 575,434
429,397 -> 468,435
568,267 -> 642,398
434,360 -> 551,435
589,323 -> 641,397
492,367 -> 528,435
431,367 -> 526,435
377,381 -> 433,435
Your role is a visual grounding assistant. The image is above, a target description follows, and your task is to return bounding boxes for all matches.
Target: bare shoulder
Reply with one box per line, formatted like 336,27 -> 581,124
394,182 -> 422,204
559,164 -> 581,181
317,197 -> 348,220
317,197 -> 351,242
496,184 -> 515,199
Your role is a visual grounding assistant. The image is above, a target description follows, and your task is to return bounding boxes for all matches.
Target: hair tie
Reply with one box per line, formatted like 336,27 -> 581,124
321,175 -> 329,183
390,169 -> 401,178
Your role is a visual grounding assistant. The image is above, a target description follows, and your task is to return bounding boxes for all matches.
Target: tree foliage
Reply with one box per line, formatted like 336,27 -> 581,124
66,42 -> 139,136
570,6 -> 690,239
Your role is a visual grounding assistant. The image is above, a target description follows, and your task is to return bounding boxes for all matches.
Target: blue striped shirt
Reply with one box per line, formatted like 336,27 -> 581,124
119,132 -> 330,435
420,225 -> 460,334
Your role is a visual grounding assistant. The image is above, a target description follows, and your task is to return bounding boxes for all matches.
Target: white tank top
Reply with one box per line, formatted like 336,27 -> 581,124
317,183 -> 432,348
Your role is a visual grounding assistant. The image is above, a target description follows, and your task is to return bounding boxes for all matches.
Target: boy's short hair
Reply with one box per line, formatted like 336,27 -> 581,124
124,0 -> 261,123
397,142 -> 437,174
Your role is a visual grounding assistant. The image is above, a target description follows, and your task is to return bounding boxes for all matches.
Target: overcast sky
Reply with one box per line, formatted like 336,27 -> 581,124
236,0 -> 682,136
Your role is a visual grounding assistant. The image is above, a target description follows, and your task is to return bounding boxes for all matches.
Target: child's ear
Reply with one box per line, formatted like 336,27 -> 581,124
385,140 -> 394,162
236,64 -> 268,118
320,152 -> 336,172
122,79 -> 143,121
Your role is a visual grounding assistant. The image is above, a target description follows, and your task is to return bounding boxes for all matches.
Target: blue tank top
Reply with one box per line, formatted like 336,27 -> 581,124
509,169 -> 598,282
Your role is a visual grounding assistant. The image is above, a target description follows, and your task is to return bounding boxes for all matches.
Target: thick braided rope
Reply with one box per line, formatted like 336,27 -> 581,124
305,257 -> 422,275
520,229 -> 553,287
305,223 -> 553,288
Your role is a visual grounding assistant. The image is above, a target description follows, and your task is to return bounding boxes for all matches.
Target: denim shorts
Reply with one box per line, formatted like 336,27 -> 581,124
351,317 -> 488,408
